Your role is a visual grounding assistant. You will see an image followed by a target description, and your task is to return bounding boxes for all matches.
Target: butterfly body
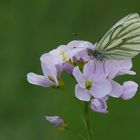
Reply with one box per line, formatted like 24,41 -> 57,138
87,48 -> 104,60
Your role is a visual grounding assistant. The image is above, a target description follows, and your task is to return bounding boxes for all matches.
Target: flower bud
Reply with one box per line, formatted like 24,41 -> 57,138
46,116 -> 67,130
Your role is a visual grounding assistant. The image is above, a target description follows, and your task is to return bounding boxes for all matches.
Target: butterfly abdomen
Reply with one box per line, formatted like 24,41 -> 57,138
87,48 -> 104,60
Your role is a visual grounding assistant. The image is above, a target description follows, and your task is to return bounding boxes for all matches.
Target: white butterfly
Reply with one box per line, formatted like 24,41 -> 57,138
88,13 -> 140,60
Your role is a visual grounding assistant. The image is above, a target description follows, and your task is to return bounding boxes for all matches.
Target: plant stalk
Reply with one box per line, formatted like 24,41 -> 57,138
84,102 -> 93,140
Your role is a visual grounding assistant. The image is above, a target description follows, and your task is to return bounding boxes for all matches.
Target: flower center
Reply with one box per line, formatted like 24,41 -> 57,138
85,80 -> 93,90
60,51 -> 69,61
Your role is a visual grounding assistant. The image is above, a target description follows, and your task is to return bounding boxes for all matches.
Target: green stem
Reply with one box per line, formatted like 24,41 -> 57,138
84,102 -> 93,140
58,87 -> 93,139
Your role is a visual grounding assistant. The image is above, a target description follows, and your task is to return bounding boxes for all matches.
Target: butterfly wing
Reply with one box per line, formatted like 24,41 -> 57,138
95,13 -> 140,60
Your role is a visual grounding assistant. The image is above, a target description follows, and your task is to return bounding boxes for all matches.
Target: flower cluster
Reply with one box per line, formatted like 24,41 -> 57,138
27,40 -> 138,123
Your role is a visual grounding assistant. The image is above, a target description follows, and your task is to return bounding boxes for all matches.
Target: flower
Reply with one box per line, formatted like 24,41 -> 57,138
27,53 -> 63,87
48,40 -> 95,74
49,40 -> 94,63
102,59 -> 138,99
45,116 -> 67,129
27,40 -> 95,87
27,39 -> 139,115
91,59 -> 138,100
90,81 -> 138,113
90,98 -> 108,113
73,61 -> 112,101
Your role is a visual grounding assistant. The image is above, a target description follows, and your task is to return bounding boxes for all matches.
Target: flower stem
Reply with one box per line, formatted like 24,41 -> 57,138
59,87 -> 88,140
58,87 -> 93,139
84,102 -> 93,140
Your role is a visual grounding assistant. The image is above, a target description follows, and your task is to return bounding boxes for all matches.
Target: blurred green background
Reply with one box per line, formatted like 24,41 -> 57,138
1,0 -> 140,140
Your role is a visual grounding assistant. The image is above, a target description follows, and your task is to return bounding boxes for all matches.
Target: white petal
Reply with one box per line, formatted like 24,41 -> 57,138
109,80 -> 123,98
27,73 -> 52,87
73,67 -> 85,88
117,70 -> 136,76
83,61 -> 95,78
75,85 -> 91,101
104,60 -> 120,79
90,79 -> 112,98
93,61 -> 107,80
121,81 -> 138,100
40,53 -> 59,85
119,59 -> 132,70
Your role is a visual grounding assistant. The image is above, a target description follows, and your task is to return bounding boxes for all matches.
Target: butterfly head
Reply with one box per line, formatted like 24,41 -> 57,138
87,48 -> 104,61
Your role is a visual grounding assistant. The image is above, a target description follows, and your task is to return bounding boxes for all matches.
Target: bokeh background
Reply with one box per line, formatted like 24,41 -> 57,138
1,0 -> 140,140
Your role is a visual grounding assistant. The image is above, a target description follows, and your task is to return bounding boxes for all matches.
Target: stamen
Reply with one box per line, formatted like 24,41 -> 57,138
60,51 -> 69,61
85,80 -> 93,90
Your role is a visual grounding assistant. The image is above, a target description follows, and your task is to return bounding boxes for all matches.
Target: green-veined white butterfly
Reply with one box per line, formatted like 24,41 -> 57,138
87,13 -> 140,60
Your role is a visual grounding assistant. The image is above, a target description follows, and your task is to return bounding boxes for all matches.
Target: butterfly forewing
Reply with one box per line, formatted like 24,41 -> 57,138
96,13 -> 140,60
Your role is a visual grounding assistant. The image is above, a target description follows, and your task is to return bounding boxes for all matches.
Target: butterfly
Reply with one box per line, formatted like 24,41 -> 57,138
87,13 -> 140,60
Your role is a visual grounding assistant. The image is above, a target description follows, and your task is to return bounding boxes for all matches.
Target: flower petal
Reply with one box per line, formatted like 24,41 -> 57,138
104,59 -> 135,79
121,81 -> 138,100
83,61 -> 95,78
117,70 -> 136,76
67,40 -> 95,50
40,53 -> 59,85
62,62 -> 74,75
90,79 -> 112,98
40,53 -> 57,76
41,52 -> 62,66
109,80 -> 123,98
73,66 -> 85,88
90,99 -> 108,113
27,73 -> 52,87
67,40 -> 85,49
67,40 -> 94,59
117,59 -> 135,76
93,61 -> 107,80
104,60 -> 120,79
119,59 -> 132,70
75,84 -> 91,101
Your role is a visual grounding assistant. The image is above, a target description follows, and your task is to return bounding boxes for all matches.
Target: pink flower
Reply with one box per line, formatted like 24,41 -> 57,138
49,40 -> 93,63
103,59 -> 138,99
73,61 -> 112,101
49,40 -> 95,74
27,53 -> 63,87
